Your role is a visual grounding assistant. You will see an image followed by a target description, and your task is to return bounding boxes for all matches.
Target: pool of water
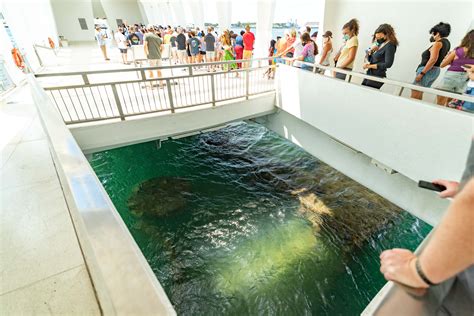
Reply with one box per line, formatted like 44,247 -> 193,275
89,121 -> 431,315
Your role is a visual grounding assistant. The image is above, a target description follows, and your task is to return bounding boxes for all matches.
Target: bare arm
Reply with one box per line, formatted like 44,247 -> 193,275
380,178 -> 474,288
421,42 -> 442,73
337,46 -> 357,69
144,41 -> 149,56
319,42 -> 331,64
440,50 -> 456,68
419,178 -> 474,283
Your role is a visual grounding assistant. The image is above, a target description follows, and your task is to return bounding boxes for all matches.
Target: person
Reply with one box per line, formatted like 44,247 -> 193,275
198,32 -> 206,65
114,27 -> 128,64
187,31 -> 200,64
411,22 -> 451,100
334,18 -> 359,80
222,31 -> 237,76
318,31 -> 333,72
285,29 -> 297,58
263,39 -> 276,79
436,30 -> 474,106
447,64 -> 474,112
176,27 -> 187,65
311,31 -> 318,43
127,26 -> 141,46
95,26 -> 110,61
235,30 -> 244,68
163,27 -> 172,44
380,138 -> 474,315
134,25 -> 144,45
143,25 -> 163,88
170,29 -> 178,64
294,32 -> 318,71
362,24 -> 399,89
242,24 -> 255,68
204,27 -> 216,72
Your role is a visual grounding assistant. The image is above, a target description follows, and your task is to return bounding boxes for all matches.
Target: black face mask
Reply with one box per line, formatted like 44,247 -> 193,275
429,35 -> 436,42
376,38 -> 386,45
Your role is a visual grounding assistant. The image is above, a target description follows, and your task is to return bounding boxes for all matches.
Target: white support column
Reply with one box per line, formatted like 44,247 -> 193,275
188,0 -> 205,29
170,0 -> 186,27
215,0 -> 232,32
255,0 -> 276,58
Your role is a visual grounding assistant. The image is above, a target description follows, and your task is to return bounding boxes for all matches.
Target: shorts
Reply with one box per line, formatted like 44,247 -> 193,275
148,59 -> 162,67
171,46 -> 177,52
243,49 -> 253,59
191,50 -> 199,56
413,66 -> 440,88
200,51 -> 206,55
206,51 -> 216,59
437,70 -> 469,93
119,48 -> 127,54
177,50 -> 187,59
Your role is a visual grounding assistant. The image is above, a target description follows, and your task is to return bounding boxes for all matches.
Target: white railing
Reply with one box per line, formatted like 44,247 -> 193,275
35,58 -> 276,124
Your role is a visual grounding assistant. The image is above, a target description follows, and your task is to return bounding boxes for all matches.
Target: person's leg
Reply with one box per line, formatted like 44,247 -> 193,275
437,95 -> 448,106
100,45 -> 109,60
411,90 -> 423,100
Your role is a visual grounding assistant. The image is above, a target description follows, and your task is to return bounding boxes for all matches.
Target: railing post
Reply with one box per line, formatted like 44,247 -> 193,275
140,69 -> 146,81
111,84 -> 125,120
82,74 -> 90,86
210,74 -> 216,107
188,65 -> 193,76
345,74 -> 351,83
166,79 -> 175,113
245,69 -> 250,100
398,87 -> 404,96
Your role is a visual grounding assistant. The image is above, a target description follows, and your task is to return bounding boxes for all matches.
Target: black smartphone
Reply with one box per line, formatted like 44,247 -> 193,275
418,180 -> 446,192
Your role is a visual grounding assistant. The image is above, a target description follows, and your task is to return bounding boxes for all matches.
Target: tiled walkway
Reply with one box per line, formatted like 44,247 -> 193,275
0,85 -> 100,314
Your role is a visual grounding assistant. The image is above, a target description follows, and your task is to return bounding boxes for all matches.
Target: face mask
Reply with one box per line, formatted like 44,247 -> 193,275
343,34 -> 350,41
429,35 -> 435,42
376,38 -> 385,45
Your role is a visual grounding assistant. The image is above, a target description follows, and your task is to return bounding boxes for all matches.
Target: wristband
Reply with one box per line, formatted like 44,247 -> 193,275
420,71 -> 426,76
415,259 -> 437,286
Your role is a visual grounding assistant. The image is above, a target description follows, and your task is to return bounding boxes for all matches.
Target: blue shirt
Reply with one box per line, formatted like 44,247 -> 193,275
235,35 -> 243,46
135,32 -> 144,44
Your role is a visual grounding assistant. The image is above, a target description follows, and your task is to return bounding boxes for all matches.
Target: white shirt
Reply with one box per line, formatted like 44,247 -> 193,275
293,39 -> 304,58
114,32 -> 127,49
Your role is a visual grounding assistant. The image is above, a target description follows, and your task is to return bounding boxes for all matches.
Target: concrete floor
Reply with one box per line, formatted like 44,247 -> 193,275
0,84 -> 101,315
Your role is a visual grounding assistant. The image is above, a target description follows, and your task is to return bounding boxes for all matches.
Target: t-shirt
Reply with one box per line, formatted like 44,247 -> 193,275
292,39 -> 304,58
135,32 -> 144,45
176,33 -> 186,50
128,33 -> 140,46
243,31 -> 255,51
163,33 -> 172,44
144,33 -> 162,59
95,30 -> 107,46
170,35 -> 177,48
302,42 -> 315,62
188,37 -> 200,55
235,35 -> 243,46
204,33 -> 215,52
114,32 -> 127,49
336,35 -> 358,69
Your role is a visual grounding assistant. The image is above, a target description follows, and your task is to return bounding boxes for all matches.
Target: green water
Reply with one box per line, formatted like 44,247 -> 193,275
90,122 -> 431,315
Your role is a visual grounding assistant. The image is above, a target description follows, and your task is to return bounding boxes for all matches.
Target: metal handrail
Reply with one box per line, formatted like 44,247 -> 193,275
289,59 -> 474,104
35,57 -> 274,78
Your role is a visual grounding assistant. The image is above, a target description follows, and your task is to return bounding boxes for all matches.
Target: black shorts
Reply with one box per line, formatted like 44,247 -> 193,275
186,48 -> 191,57
119,48 -> 127,54
200,51 -> 206,55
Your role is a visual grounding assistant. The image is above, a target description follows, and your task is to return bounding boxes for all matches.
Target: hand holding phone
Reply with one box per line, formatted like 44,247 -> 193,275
418,180 -> 446,192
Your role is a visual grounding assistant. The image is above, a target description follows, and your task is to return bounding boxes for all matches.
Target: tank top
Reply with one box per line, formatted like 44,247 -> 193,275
418,38 -> 450,68
320,43 -> 333,66
448,47 -> 474,72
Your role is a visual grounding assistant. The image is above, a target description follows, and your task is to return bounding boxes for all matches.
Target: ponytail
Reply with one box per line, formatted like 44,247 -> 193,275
343,18 -> 359,36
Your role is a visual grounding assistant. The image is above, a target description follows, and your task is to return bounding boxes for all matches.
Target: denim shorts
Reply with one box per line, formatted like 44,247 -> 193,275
437,70 -> 469,93
413,66 -> 440,88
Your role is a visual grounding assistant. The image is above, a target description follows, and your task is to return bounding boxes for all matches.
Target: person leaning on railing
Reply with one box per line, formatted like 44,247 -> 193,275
334,18 -> 359,80
436,30 -> 474,106
380,138 -> 474,314
410,22 -> 451,100
361,24 -> 399,90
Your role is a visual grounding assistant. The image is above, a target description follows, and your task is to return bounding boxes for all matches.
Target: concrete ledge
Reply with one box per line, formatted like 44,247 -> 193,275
70,93 -> 276,154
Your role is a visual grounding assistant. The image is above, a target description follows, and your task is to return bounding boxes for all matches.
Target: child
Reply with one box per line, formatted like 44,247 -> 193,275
263,39 -> 277,79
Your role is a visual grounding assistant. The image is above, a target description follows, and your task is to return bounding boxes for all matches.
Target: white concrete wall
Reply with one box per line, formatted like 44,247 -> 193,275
51,0 -> 95,42
323,0 -> 473,91
100,0 -> 144,29
1,0 -> 59,73
276,65 -> 473,183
